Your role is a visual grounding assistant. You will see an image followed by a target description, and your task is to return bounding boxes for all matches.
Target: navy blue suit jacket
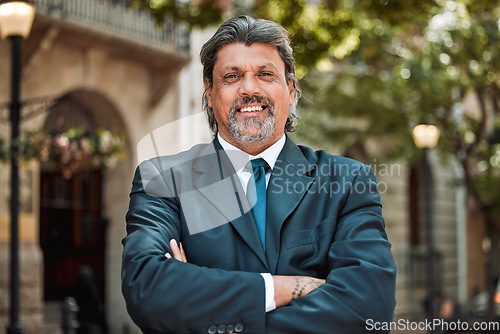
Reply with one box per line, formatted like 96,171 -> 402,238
122,137 -> 397,333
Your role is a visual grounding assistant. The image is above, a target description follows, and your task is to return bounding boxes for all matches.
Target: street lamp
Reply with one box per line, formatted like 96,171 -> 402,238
0,1 -> 35,333
412,124 -> 440,150
412,123 -> 440,328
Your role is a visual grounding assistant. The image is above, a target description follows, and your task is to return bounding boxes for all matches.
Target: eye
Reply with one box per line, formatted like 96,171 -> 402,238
223,73 -> 240,82
259,72 -> 275,80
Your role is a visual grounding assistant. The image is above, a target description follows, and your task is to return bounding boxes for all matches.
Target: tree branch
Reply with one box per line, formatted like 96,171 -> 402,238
465,88 -> 488,155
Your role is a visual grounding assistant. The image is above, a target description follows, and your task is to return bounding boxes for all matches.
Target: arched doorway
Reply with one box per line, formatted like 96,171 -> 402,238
39,90 -> 127,331
40,94 -> 107,300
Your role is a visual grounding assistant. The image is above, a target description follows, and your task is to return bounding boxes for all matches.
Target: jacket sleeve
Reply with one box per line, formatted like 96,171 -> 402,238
265,165 -> 397,334
121,160 -> 266,334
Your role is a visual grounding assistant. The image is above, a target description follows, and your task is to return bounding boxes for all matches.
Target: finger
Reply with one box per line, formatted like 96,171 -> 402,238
170,239 -> 183,261
180,242 -> 187,262
165,253 -> 172,259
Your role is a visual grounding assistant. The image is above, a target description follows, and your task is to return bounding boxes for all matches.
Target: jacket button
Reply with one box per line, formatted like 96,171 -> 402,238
226,324 -> 235,333
234,323 -> 244,333
208,325 -> 217,334
217,325 -> 226,333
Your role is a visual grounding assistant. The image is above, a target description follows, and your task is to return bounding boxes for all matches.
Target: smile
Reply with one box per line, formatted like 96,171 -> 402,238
238,105 -> 267,113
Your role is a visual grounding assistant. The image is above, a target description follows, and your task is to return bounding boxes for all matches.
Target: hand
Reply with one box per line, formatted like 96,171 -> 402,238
273,275 -> 326,308
165,239 -> 187,262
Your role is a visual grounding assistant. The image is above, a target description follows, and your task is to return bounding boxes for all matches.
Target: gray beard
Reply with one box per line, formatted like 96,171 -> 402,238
228,107 -> 275,142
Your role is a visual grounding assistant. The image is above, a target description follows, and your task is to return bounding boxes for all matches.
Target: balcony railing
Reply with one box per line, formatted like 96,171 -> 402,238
33,0 -> 190,55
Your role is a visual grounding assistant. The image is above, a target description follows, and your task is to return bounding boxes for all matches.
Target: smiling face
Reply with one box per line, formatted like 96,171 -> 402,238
205,42 -> 296,154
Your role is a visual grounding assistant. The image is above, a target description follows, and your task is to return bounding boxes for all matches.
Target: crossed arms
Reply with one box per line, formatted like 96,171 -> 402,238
166,239 -> 326,309
122,156 -> 397,333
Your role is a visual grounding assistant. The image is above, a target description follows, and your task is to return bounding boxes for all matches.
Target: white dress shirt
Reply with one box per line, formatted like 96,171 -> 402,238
217,133 -> 286,313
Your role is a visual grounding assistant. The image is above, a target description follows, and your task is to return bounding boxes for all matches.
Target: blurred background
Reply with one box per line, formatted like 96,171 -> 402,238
0,0 -> 499,333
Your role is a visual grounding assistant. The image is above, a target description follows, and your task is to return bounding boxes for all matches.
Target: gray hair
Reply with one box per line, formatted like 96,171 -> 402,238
200,15 -> 300,134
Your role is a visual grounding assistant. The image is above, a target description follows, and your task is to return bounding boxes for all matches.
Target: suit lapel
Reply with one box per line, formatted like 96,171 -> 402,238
265,138 -> 316,274
191,140 -> 268,269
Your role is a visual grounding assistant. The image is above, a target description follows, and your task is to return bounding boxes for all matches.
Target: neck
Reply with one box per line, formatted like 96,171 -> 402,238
219,132 -> 282,156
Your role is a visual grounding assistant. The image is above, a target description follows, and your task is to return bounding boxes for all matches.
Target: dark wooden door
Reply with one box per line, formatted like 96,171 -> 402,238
39,169 -> 106,301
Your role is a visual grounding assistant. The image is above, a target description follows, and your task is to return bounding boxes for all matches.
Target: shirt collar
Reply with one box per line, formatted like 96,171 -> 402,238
217,133 -> 286,173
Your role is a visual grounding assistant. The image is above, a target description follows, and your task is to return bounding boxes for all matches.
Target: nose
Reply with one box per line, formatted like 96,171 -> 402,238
238,73 -> 262,97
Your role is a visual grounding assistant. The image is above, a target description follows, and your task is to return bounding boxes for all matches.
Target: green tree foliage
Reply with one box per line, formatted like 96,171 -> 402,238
288,0 -> 500,225
131,0 -> 224,28
137,0 -> 500,222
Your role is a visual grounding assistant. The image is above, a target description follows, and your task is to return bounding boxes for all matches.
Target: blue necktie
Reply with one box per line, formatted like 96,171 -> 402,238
247,158 -> 270,249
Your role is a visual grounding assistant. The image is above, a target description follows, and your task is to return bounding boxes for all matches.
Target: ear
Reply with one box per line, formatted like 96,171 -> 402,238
287,77 -> 296,105
204,78 -> 213,108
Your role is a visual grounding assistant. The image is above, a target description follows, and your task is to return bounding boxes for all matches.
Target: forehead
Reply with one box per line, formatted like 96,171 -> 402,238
214,42 -> 285,73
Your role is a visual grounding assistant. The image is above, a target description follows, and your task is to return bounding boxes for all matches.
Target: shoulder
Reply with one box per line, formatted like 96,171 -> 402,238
133,142 -> 213,186
131,142 -> 214,196
139,142 -> 214,173
294,144 -> 369,177
297,144 -> 363,166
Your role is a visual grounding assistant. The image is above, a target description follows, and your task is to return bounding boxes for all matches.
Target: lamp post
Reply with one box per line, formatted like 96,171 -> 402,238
412,124 -> 440,329
0,1 -> 35,333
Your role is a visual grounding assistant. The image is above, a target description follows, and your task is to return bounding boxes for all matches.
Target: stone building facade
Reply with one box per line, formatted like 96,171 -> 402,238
0,1 -> 480,333
0,1 -> 210,332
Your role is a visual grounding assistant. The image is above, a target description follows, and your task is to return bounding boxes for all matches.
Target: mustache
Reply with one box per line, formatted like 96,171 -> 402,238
229,96 -> 275,114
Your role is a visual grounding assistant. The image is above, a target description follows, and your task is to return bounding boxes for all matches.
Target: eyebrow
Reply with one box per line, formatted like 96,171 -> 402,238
219,63 -> 280,72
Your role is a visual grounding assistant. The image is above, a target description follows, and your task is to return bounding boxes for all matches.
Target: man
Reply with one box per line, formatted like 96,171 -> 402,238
122,15 -> 397,334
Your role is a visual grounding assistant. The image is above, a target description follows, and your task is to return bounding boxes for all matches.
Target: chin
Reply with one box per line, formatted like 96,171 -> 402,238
233,129 -> 270,142
238,135 -> 267,143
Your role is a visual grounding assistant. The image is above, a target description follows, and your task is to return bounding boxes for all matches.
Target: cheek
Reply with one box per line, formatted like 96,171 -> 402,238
275,104 -> 290,126
211,94 -> 234,122
213,87 -> 235,109
276,89 -> 293,111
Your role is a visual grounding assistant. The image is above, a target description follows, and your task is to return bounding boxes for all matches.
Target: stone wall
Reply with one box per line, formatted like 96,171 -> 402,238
383,152 -> 464,321
0,243 -> 44,333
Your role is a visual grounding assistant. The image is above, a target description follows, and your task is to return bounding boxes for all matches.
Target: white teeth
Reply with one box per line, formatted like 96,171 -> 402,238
240,106 -> 263,112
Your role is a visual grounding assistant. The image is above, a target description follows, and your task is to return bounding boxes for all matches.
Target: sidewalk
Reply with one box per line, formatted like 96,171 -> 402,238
43,301 -> 62,334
